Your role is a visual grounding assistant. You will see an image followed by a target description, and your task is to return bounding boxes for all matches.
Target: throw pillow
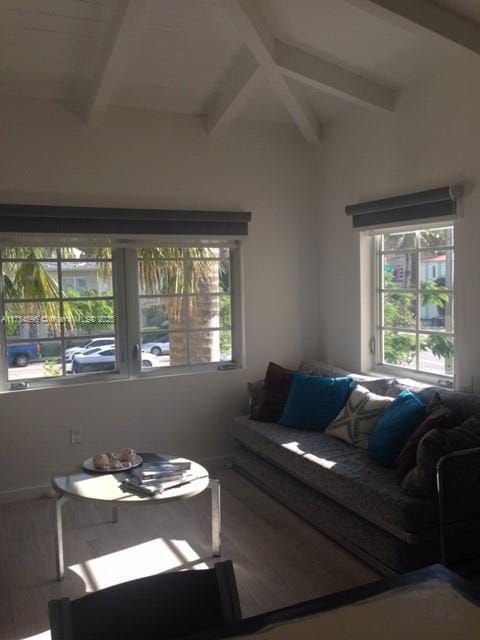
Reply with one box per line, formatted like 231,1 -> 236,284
250,362 -> 293,423
402,416 -> 480,498
384,379 -> 410,398
325,385 -> 394,449
368,390 -> 426,467
395,393 -> 457,482
298,360 -> 390,396
247,379 -> 265,419
279,372 -> 355,432
299,360 -> 349,377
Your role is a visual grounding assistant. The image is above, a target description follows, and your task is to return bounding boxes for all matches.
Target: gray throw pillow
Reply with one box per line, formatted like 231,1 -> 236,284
385,378 -> 410,398
299,360 -> 349,377
325,385 -> 394,449
402,416 -> 480,498
299,361 -> 390,396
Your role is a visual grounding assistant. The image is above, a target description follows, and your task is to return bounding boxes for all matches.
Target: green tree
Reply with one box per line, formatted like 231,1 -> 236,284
64,288 -> 115,335
2,247 -> 229,368
382,229 -> 453,371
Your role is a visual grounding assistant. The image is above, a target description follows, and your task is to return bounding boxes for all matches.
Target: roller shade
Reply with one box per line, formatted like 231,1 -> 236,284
346,186 -> 460,231
0,204 -> 251,237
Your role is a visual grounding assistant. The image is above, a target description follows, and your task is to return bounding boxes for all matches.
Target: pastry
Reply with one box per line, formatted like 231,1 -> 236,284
121,448 -> 136,462
109,459 -> 123,469
105,451 -> 120,463
93,453 -> 110,470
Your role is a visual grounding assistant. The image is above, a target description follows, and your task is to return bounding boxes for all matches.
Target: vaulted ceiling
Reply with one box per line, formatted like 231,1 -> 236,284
0,0 -> 479,143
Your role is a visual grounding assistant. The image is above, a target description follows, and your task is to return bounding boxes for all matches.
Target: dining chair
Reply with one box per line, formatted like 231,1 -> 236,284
49,560 -> 242,640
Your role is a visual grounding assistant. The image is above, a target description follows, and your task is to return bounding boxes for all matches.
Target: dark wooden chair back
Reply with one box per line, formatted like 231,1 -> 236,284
49,561 -> 241,640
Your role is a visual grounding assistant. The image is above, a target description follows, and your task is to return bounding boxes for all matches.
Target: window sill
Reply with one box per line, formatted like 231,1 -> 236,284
370,364 -> 454,389
0,362 -> 244,395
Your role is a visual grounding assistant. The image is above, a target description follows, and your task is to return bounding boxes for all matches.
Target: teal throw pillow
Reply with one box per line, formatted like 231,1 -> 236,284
368,389 -> 426,467
279,372 -> 355,432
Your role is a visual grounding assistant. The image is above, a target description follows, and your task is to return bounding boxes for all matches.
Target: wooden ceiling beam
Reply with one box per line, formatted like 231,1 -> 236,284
348,0 -> 480,57
205,49 -> 265,138
274,40 -> 396,114
85,0 -> 147,124
218,0 -> 321,144
215,0 -> 399,142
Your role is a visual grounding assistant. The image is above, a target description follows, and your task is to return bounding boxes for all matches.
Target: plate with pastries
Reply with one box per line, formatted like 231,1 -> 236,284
83,448 -> 143,474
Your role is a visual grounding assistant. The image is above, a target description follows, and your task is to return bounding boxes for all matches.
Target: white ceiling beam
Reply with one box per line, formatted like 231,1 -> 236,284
268,72 -> 321,145
205,50 -> 265,138
348,0 -> 480,57
221,0 -> 321,144
274,40 -> 397,114
85,0 -> 147,124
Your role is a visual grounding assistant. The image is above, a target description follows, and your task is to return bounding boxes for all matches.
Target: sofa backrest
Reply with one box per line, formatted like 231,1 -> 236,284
417,387 -> 480,422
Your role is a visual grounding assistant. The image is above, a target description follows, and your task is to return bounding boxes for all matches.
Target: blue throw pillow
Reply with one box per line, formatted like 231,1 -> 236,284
279,372 -> 355,432
368,389 -> 426,467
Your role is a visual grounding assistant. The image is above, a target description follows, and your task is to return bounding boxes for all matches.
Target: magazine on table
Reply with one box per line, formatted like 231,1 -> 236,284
120,454 -> 197,495
121,471 -> 196,496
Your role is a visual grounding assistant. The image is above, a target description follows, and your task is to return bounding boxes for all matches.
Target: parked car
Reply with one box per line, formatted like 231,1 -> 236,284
142,337 -> 170,356
66,346 -> 103,373
7,343 -> 40,367
65,337 -> 115,363
72,346 -> 162,373
140,351 -> 163,368
72,346 -> 116,374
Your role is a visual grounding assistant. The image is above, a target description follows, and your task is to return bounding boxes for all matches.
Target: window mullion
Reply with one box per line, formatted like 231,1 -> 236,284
56,249 -> 66,377
376,235 -> 383,367
0,253 -> 8,390
415,232 -> 421,371
184,253 -> 191,365
121,248 -> 140,376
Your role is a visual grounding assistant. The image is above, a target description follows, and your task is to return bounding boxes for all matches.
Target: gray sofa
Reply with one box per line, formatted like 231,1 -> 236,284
232,362 -> 480,575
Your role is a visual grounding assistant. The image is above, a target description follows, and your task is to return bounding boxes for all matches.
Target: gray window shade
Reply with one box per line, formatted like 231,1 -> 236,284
0,204 -> 251,236
346,187 -> 460,231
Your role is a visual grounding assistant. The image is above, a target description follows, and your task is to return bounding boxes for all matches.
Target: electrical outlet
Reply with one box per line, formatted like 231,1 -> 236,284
70,428 -> 82,445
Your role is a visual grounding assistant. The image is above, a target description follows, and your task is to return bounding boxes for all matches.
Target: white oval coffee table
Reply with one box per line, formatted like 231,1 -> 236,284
52,455 -> 220,581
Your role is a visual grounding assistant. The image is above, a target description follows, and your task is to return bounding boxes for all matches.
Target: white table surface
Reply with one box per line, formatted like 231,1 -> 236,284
52,457 -> 210,504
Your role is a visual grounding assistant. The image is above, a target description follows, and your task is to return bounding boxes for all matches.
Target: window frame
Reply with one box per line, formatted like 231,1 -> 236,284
0,241 -> 244,392
371,224 -> 455,386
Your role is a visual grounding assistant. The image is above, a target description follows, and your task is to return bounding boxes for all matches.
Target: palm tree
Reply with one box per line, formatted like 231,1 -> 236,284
2,248 -> 77,338
1,246 -> 226,367
138,247 -> 222,366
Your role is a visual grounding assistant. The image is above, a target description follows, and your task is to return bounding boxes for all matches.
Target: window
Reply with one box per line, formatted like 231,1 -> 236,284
137,247 -> 232,369
0,243 -> 240,390
374,226 -> 454,381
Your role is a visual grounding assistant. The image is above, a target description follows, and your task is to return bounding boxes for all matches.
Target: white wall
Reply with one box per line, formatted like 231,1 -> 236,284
315,62 -> 480,393
0,96 -> 319,494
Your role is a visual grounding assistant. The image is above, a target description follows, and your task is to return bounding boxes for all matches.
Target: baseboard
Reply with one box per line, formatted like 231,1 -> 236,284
0,484 -> 53,504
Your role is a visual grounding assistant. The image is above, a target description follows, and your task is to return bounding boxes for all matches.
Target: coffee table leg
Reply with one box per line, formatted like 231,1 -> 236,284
112,506 -> 118,524
209,479 -> 221,557
55,495 -> 68,581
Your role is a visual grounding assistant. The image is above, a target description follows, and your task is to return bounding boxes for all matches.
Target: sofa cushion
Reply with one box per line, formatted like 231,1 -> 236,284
402,416 -> 480,498
325,385 -> 394,449
368,390 -> 426,467
232,416 -> 454,538
251,362 -> 293,423
279,372 -> 354,432
395,394 -> 457,483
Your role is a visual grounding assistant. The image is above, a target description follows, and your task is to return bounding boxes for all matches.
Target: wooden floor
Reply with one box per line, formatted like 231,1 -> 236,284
0,468 -> 380,640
